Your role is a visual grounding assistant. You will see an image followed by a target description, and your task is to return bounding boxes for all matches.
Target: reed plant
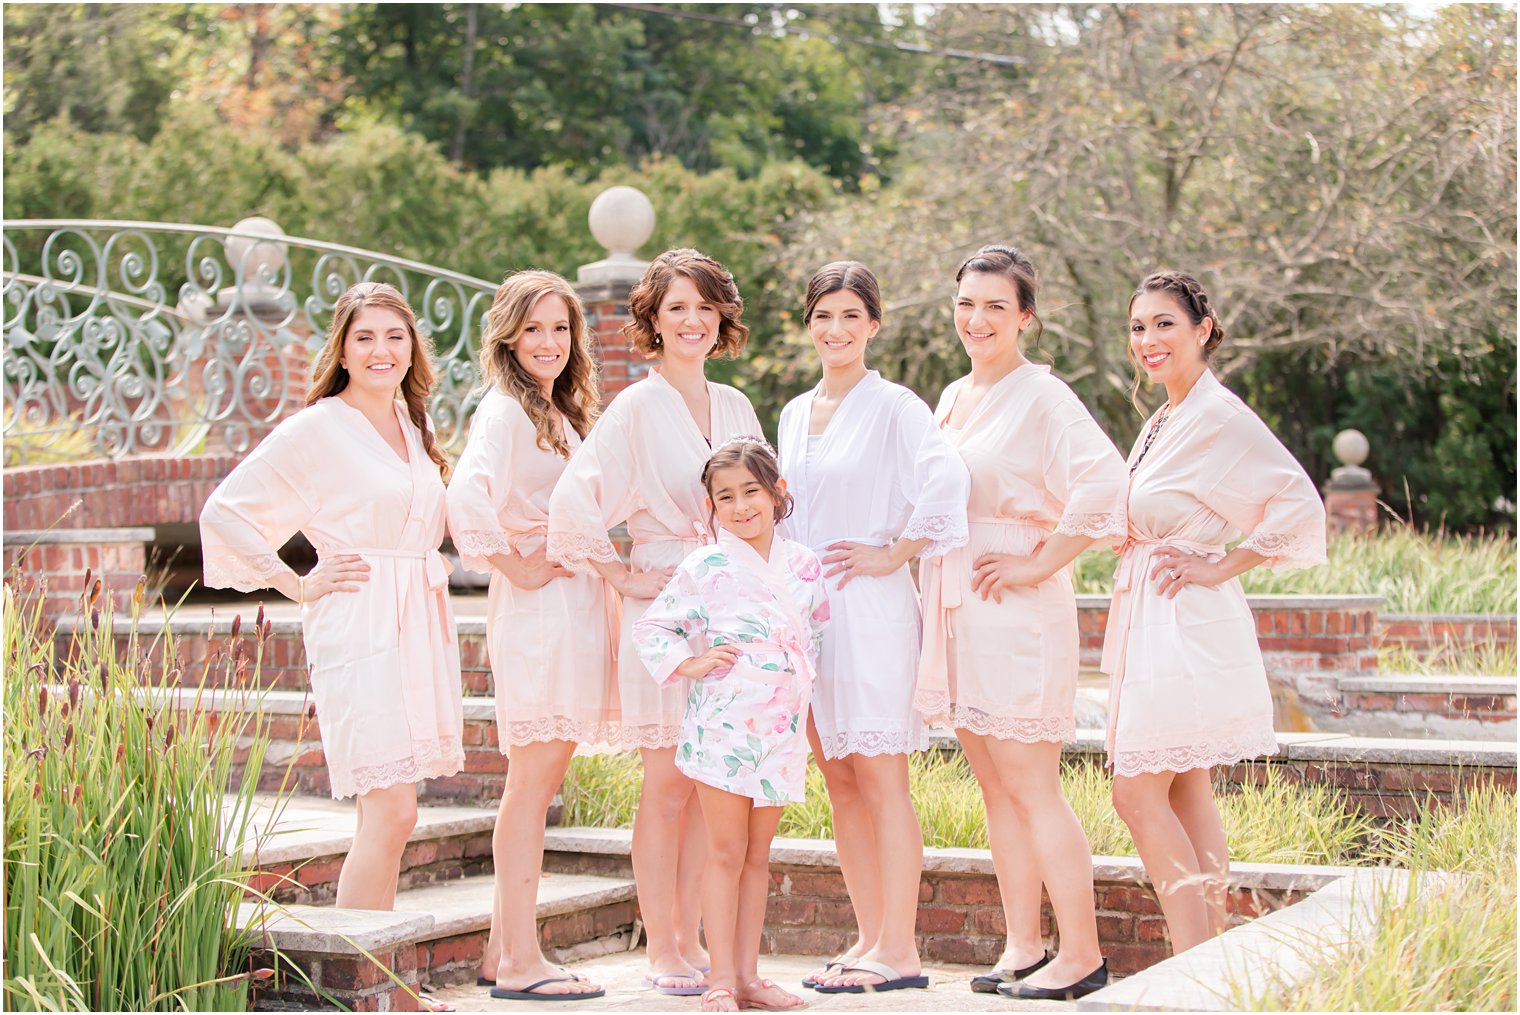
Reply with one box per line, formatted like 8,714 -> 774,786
3,576 -> 275,1011
1073,524 -> 1517,615
1378,641 -> 1518,676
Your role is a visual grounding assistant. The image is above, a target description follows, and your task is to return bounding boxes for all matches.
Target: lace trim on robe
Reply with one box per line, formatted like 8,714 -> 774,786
337,736 -> 465,799
502,717 -> 620,751
546,531 -> 619,571
901,512 -> 969,560
1053,509 -> 1128,543
815,728 -> 929,761
916,694 -> 1075,744
455,529 -> 513,560
612,723 -> 682,752
1110,728 -> 1279,778
1238,531 -> 1326,573
204,553 -> 290,593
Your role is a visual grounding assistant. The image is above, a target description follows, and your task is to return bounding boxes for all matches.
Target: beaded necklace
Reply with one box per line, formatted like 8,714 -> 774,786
1130,405 -> 1171,474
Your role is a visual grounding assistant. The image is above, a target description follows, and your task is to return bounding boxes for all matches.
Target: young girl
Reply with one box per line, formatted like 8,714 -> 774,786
634,439 -> 829,1014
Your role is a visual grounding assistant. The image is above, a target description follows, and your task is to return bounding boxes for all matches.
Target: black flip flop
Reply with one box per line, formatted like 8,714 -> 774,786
490,976 -> 606,1001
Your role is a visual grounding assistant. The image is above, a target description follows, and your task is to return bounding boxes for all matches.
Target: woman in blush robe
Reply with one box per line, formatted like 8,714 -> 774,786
445,271 -> 611,1000
547,249 -> 764,995
916,246 -> 1125,1002
200,282 -> 463,919
1107,270 -> 1326,955
777,262 -> 968,996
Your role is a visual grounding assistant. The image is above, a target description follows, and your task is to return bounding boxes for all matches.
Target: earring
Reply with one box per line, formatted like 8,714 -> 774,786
1199,337 -> 1208,345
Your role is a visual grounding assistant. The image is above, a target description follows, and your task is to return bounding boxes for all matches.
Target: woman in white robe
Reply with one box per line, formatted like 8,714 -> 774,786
200,282 -> 463,923
777,262 -> 968,994
446,271 -> 611,1000
548,249 -> 764,994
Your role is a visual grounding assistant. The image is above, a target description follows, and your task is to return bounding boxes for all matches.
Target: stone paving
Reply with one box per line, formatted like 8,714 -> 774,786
429,950 -> 1077,1012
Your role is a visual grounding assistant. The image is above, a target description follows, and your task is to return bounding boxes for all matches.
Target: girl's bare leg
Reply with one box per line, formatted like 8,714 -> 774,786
694,783 -> 753,1000
735,804 -> 803,1010
1112,771 -> 1212,953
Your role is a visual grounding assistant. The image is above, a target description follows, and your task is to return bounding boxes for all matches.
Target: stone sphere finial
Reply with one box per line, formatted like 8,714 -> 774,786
226,216 -> 289,284
588,186 -> 656,258
1333,429 -> 1370,468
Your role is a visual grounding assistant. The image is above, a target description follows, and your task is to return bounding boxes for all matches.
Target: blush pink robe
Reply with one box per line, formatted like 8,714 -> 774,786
199,397 -> 465,799
546,369 -> 764,750
917,363 -> 1128,742
446,389 -> 619,752
1102,370 -> 1326,776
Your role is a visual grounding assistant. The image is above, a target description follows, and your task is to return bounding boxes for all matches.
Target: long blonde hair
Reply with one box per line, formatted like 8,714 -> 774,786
478,270 -> 600,457
307,281 -> 450,480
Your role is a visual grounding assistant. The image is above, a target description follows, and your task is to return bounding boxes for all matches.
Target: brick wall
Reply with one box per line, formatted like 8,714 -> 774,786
2,456 -> 239,532
1380,613 -> 1517,655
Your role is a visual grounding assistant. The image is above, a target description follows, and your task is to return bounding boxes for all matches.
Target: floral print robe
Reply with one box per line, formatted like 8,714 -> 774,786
633,530 -> 830,805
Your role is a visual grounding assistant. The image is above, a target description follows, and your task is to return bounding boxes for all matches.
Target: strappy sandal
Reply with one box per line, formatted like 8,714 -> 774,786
741,977 -> 807,1011
702,986 -> 740,1012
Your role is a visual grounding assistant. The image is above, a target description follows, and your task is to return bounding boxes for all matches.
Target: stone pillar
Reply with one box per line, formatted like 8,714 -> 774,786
1323,429 -> 1380,536
575,186 -> 656,402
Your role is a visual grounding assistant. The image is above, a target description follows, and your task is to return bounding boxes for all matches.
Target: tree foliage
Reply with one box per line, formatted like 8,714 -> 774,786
756,3 -> 1516,528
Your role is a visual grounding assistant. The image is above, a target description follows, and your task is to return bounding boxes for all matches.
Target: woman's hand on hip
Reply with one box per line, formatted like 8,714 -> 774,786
617,566 -> 676,600
822,541 -> 904,590
969,552 -> 1048,603
302,554 -> 370,602
1149,549 -> 1226,599
499,546 -> 571,591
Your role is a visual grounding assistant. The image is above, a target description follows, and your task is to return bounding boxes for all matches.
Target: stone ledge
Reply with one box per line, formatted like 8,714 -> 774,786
1338,674 -> 1516,695
1076,593 -> 1385,610
3,527 -> 156,546
545,826 -> 1354,895
1382,612 -> 1517,625
1283,735 -> 1515,766
238,901 -> 434,955
1078,868 -> 1454,1011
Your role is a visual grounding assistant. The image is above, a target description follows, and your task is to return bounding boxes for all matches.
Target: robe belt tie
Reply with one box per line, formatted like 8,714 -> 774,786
339,546 -> 452,591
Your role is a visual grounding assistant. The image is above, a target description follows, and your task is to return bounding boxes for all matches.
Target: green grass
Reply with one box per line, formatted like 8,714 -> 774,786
1379,641 -> 1518,676
564,752 -> 1377,866
1237,785 -> 1517,1011
1073,524 -> 1517,615
3,580 -> 274,1010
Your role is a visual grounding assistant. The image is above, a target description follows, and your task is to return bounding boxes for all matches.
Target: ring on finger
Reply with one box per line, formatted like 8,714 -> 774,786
1169,567 -> 1181,579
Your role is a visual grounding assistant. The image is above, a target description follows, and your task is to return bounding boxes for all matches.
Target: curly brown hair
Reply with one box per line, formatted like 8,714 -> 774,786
1127,270 -> 1226,411
307,281 -> 450,481
624,248 -> 749,361
478,270 -> 600,457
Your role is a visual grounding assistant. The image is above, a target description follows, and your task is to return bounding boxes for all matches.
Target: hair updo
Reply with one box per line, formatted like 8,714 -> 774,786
954,244 -> 1043,346
1129,270 -> 1225,359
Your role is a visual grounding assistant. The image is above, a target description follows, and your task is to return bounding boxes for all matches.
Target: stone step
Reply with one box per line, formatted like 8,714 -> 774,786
242,793 -> 498,904
242,869 -> 638,1010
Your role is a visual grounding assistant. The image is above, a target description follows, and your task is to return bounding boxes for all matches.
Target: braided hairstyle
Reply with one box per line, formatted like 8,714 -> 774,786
954,244 -> 1044,349
1126,270 -> 1226,412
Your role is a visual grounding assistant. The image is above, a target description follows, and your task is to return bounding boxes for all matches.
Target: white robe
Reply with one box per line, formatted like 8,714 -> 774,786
778,370 -> 970,758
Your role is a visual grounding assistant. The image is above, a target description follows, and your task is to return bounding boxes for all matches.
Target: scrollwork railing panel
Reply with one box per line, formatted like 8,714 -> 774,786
2,220 -> 496,464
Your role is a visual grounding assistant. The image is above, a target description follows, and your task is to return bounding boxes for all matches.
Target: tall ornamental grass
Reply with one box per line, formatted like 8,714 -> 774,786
563,752 -> 1376,866
1237,785 -> 1517,1012
1073,525 -> 1517,615
3,577 -> 275,1011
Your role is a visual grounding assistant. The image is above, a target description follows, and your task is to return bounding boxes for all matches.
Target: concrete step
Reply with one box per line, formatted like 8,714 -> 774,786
242,793 -> 497,904
242,869 -> 639,1010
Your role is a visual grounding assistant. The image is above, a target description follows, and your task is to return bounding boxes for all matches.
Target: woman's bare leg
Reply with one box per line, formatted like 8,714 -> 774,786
633,747 -> 704,989
1167,768 -> 1231,938
1112,771 -> 1212,953
804,717 -> 877,981
336,782 -> 418,909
